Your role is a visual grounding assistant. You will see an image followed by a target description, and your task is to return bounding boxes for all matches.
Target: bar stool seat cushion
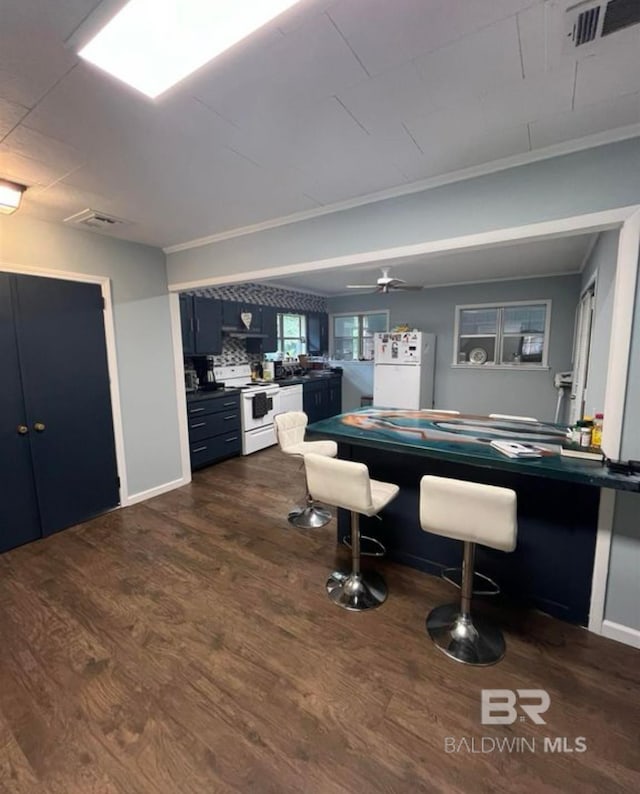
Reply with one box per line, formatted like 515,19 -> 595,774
284,440 -> 338,458
420,475 -> 516,552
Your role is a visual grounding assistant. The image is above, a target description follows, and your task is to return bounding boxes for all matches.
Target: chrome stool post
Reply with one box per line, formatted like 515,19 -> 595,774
288,466 -> 332,529
427,542 -> 505,665
327,511 -> 388,611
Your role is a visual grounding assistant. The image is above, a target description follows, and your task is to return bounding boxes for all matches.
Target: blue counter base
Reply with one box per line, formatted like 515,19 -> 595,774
336,443 -> 598,626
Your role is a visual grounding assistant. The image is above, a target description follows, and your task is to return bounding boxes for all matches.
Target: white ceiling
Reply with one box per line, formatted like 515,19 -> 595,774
1,0 -> 639,248
267,233 -> 597,295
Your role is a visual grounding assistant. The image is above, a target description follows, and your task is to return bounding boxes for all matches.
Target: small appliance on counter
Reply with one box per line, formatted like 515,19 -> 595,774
250,361 -> 264,381
192,356 -> 218,391
273,360 -> 285,380
184,368 -> 198,392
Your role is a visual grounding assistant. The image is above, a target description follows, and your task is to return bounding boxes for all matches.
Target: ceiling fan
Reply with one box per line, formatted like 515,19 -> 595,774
346,266 -> 424,294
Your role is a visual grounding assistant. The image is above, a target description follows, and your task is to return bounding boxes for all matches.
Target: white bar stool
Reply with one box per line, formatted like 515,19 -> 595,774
420,475 -> 517,666
274,412 -> 337,529
304,453 -> 399,611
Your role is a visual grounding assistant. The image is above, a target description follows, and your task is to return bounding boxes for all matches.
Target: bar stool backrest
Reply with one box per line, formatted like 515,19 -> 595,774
305,453 -> 374,514
274,411 -> 307,452
420,475 -> 517,552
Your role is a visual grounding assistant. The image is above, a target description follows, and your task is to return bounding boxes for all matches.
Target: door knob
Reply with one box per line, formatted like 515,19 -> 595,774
17,425 -> 29,435
34,422 -> 46,432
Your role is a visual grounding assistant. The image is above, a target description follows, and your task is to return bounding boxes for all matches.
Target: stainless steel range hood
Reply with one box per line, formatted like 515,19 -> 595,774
226,330 -> 268,339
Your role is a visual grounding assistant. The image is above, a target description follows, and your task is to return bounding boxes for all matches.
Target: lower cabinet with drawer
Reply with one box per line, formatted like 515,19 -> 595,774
302,376 -> 342,424
186,392 -> 242,469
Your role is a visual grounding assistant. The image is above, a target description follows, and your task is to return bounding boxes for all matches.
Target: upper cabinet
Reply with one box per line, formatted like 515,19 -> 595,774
182,295 -> 326,357
221,300 -> 241,330
307,312 -> 329,355
247,305 -> 277,354
180,294 -> 196,356
180,295 -> 223,355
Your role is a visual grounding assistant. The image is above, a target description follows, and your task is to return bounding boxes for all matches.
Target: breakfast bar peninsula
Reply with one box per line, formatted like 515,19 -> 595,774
306,409 -> 640,626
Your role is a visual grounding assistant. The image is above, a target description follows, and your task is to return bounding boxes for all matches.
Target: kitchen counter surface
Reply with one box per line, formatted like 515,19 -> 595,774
275,372 -> 342,386
307,408 -> 638,492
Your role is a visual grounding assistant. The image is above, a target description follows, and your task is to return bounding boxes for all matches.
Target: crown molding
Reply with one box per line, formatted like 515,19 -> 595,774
163,124 -> 640,255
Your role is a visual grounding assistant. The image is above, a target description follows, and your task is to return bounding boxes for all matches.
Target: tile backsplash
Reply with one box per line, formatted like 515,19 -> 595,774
186,282 -> 326,367
189,281 -> 326,313
189,337 -> 260,368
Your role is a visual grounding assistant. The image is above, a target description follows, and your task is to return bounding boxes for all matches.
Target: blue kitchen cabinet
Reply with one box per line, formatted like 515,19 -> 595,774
180,295 -> 223,355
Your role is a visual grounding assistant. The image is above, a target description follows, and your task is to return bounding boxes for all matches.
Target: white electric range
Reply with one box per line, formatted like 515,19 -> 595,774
214,365 -> 281,455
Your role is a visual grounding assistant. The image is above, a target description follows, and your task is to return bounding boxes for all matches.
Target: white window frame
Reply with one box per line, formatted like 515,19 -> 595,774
276,311 -> 307,358
330,310 -> 390,361
452,299 -> 552,370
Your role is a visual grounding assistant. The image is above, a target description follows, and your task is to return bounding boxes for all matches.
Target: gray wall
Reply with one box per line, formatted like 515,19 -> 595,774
581,231 -> 618,417
167,137 -> 640,286
606,247 -> 640,632
332,361 -> 374,412
621,250 -> 640,461
0,214 -> 182,497
328,275 -> 580,421
605,492 -> 640,630
580,232 -> 640,631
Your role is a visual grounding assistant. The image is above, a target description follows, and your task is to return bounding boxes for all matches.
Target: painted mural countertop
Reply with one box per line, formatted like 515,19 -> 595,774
306,409 -> 640,492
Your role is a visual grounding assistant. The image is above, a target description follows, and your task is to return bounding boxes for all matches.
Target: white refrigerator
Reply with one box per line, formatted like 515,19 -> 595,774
373,332 -> 436,409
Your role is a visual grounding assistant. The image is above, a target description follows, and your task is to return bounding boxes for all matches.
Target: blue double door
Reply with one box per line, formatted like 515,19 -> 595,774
0,273 -> 119,553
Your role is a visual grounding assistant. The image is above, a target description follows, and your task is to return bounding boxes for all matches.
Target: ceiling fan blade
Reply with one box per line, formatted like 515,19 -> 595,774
347,284 -> 378,289
393,284 -> 423,291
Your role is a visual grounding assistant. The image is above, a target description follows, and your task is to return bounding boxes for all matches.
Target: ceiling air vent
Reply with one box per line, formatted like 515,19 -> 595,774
564,0 -> 640,50
64,208 -> 130,231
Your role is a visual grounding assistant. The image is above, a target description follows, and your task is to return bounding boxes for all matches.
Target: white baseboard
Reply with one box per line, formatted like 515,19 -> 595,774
124,476 -> 189,507
601,620 -> 640,650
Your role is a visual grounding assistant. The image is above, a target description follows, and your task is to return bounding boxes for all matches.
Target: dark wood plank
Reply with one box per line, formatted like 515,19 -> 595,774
0,447 -> 638,793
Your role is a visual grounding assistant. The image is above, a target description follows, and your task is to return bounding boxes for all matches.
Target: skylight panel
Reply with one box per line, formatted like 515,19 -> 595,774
79,0 -> 301,99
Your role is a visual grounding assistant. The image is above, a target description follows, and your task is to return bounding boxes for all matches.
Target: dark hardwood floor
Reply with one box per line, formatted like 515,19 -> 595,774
0,447 -> 638,793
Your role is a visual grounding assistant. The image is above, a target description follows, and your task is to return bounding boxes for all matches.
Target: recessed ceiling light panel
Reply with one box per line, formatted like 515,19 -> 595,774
0,179 -> 27,215
79,0 -> 301,99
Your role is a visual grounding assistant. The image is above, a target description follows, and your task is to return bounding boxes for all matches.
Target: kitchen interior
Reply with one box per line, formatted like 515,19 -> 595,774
2,0 -> 640,790
180,229 -> 610,474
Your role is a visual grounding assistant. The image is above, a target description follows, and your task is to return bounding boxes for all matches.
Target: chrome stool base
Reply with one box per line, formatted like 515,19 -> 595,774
442,567 -> 500,596
426,603 -> 505,666
326,570 -> 388,611
288,504 -> 332,529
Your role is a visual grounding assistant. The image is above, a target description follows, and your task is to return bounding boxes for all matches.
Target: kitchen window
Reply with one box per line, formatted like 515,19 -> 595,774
453,301 -> 551,368
331,311 -> 389,360
276,312 -> 307,359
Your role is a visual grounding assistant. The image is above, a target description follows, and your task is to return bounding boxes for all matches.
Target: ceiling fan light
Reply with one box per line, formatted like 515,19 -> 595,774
0,179 -> 27,214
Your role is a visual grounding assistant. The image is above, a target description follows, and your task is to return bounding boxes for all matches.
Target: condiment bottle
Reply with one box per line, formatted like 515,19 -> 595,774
591,413 -> 604,448
579,419 -> 593,448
